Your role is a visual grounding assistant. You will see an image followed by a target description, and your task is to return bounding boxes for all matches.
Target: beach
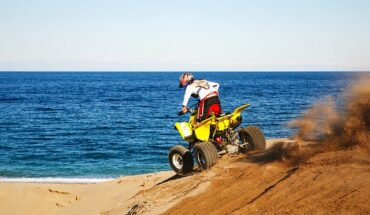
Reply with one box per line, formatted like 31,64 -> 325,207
0,139 -> 281,215
0,171 -> 174,215
1,138 -> 369,215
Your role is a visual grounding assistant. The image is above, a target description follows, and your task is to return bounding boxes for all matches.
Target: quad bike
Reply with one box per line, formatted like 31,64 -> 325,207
168,103 -> 266,175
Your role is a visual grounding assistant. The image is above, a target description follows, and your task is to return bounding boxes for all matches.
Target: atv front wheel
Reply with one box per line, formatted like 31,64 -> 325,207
168,145 -> 194,175
239,126 -> 266,151
194,142 -> 218,170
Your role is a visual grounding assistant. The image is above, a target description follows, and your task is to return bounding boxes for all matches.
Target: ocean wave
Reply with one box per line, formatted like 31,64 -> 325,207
0,97 -> 26,103
0,177 -> 114,184
35,107 -> 62,112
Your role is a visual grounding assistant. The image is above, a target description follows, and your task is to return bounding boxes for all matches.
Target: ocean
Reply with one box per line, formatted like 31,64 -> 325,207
0,72 -> 355,182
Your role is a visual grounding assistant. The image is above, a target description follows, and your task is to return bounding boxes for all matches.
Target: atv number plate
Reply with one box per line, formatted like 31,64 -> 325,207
180,123 -> 192,138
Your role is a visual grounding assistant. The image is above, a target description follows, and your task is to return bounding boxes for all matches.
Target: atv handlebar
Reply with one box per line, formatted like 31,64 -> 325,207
177,103 -> 198,116
177,107 -> 193,116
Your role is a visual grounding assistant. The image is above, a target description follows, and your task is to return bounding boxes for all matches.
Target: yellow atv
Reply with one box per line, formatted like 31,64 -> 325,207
169,104 -> 266,175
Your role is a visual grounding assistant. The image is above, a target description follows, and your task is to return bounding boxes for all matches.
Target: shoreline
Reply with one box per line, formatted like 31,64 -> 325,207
0,138 -> 288,185
0,170 -> 175,215
0,138 -> 289,215
0,177 -> 115,184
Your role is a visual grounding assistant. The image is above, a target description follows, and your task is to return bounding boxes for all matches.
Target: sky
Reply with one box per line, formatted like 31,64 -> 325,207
0,0 -> 370,71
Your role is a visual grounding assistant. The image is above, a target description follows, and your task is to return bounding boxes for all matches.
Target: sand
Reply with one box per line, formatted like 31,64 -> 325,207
163,144 -> 370,214
1,138 -> 369,215
0,171 -> 179,215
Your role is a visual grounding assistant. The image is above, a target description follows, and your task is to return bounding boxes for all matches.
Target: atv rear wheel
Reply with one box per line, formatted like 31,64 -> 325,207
169,145 -> 194,175
194,142 -> 218,170
239,126 -> 266,151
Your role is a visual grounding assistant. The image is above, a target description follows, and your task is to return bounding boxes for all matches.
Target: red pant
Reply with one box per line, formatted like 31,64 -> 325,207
197,95 -> 222,122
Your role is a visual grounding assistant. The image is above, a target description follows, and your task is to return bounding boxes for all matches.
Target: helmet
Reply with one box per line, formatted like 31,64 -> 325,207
179,72 -> 195,88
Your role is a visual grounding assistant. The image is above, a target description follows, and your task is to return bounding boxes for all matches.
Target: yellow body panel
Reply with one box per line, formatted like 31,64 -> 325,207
175,104 -> 250,142
194,117 -> 213,141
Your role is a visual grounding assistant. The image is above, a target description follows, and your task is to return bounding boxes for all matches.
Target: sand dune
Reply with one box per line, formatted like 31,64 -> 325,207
163,144 -> 370,215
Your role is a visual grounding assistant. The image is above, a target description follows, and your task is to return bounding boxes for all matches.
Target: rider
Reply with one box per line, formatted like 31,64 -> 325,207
179,72 -> 222,122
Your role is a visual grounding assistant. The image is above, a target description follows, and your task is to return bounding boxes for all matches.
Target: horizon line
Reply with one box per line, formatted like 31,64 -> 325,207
1,70 -> 369,73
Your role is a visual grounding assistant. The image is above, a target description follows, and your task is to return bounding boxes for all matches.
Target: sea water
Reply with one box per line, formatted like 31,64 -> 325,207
0,72 -> 354,182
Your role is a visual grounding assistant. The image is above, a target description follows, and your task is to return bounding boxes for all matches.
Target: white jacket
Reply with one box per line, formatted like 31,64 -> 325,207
182,81 -> 219,107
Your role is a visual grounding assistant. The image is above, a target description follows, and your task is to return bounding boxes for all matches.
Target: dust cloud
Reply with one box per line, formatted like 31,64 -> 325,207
250,75 -> 370,165
290,76 -> 370,150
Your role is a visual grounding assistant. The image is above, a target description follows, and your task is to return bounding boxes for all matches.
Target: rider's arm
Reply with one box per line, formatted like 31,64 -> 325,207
182,85 -> 195,107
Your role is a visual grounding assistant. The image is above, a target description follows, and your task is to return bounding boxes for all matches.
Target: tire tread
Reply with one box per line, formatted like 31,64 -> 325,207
240,126 -> 266,151
168,145 -> 194,175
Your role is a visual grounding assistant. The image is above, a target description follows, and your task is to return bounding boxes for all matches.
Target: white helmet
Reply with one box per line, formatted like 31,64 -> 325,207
179,72 -> 195,88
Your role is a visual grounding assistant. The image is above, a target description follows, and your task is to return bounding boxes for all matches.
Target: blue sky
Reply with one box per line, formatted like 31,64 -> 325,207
0,0 -> 369,71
